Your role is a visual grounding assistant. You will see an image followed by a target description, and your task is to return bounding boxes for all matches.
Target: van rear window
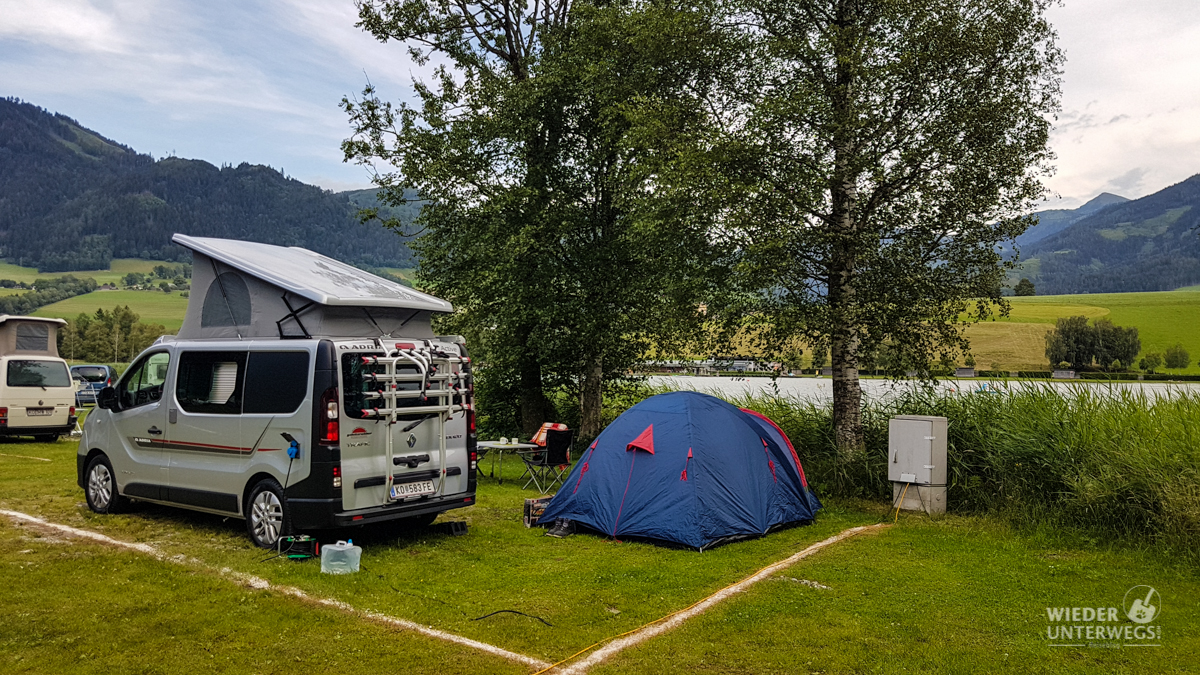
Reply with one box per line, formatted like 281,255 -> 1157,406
73,367 -> 110,382
8,360 -> 71,388
341,353 -> 424,419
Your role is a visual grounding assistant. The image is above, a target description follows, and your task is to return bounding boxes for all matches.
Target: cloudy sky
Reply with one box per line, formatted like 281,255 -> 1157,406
2,1 -> 1199,206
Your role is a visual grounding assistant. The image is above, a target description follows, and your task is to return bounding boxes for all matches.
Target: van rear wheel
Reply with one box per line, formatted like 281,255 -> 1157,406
85,455 -> 128,514
246,478 -> 291,548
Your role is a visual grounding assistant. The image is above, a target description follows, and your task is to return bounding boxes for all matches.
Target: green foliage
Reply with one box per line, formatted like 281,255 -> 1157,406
0,98 -> 415,271
1139,352 -> 1164,373
56,306 -> 167,363
1044,315 -> 1139,370
1165,342 -> 1190,369
643,0 -> 1062,449
345,0 -> 728,434
1014,278 -> 1035,296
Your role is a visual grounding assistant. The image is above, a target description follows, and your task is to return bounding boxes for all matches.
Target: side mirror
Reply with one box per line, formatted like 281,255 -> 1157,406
96,387 -> 118,410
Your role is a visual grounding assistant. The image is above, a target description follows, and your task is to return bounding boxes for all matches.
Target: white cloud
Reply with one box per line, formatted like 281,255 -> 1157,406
1044,0 -> 1200,207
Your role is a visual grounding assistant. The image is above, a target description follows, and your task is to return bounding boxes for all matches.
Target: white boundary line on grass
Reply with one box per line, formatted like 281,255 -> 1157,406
553,523 -> 887,675
0,453 -> 52,461
0,509 -> 550,670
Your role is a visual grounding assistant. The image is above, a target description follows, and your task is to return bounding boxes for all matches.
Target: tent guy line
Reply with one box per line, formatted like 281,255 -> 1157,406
0,509 -> 550,670
544,523 -> 889,675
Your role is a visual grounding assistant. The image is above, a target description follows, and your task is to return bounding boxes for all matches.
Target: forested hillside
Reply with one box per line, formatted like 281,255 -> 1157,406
1020,175 -> 1200,294
0,98 -> 415,271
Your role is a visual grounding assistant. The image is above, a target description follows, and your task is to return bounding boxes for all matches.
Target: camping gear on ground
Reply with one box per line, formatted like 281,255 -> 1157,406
524,496 -> 554,527
538,391 -> 821,550
321,540 -> 362,574
544,518 -> 575,538
520,428 -> 574,493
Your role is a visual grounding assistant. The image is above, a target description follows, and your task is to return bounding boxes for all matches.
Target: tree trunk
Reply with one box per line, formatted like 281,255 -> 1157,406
579,355 -> 603,441
829,0 -> 864,457
518,353 -> 553,437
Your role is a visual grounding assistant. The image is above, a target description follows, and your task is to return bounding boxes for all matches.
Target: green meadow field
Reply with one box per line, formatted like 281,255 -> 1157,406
0,258 -> 166,287
965,288 -> 1200,372
33,290 -> 189,331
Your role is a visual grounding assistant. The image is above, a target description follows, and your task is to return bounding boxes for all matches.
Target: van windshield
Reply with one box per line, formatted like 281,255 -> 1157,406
8,360 -> 71,388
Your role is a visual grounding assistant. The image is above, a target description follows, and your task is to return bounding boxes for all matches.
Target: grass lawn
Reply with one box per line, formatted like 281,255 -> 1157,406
33,289 -> 189,331
2,435 -> 1196,673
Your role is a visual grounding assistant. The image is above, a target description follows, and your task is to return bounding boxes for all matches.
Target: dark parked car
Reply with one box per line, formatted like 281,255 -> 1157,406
71,365 -> 118,406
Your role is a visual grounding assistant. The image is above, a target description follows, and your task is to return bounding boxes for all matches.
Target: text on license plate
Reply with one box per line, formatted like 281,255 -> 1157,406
26,408 -> 54,416
391,480 -> 435,499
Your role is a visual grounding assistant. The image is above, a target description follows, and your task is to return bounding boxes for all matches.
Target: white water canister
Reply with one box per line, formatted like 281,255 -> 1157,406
320,540 -> 362,574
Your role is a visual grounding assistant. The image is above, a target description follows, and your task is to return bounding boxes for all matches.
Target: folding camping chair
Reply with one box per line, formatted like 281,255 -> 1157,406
520,428 -> 574,494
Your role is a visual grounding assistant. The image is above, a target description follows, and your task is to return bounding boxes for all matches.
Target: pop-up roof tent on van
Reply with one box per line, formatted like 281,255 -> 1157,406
0,315 -> 67,357
172,233 -> 453,339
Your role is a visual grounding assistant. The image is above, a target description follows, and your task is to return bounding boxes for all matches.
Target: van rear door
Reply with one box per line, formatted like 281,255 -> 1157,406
336,342 -> 470,512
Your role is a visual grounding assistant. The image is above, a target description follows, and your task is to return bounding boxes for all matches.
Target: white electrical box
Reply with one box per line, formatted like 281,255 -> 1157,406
888,415 -> 947,514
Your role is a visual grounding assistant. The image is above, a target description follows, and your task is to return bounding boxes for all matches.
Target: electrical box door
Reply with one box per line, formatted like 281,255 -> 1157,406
888,415 -> 947,486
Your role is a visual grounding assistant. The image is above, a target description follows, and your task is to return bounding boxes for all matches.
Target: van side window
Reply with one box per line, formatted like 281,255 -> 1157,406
244,352 -> 309,414
176,351 -> 247,415
119,352 -> 171,409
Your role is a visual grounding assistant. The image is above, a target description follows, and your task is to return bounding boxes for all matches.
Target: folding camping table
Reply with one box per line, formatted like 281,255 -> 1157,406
476,441 -> 538,485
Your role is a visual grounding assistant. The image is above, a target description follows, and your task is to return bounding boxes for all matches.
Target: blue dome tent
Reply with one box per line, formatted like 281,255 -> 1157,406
539,391 -> 821,550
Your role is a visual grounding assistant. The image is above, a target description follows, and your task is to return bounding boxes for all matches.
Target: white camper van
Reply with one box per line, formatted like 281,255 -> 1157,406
0,316 -> 77,441
77,235 -> 477,547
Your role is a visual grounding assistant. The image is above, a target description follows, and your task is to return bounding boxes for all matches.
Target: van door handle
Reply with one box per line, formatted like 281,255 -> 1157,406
147,426 -> 163,435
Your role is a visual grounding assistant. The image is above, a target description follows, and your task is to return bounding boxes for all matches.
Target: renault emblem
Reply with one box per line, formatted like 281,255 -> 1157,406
407,433 -> 417,448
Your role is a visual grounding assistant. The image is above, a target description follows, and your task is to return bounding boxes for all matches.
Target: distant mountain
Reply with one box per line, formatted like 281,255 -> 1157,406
0,97 -> 416,271
1021,174 -> 1200,294
1017,192 -> 1129,249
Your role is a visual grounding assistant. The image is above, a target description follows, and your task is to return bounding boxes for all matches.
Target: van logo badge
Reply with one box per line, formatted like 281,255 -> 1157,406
38,400 -> 44,406
407,433 -> 417,448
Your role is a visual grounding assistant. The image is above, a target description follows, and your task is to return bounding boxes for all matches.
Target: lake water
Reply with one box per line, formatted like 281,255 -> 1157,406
646,375 -> 1200,402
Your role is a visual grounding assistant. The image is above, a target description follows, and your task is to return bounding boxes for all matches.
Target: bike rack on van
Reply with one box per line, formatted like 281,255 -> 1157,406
358,340 -> 470,502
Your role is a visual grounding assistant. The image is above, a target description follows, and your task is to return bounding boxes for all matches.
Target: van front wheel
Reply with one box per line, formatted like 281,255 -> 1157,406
246,478 -> 291,549
85,455 -> 128,514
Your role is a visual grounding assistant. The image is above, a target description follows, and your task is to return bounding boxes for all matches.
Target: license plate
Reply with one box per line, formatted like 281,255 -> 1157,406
26,408 -> 54,416
390,480 -> 435,499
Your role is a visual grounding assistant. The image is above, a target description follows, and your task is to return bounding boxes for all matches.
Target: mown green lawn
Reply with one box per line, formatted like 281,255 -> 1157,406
1,435 -> 1195,673
34,289 -> 189,330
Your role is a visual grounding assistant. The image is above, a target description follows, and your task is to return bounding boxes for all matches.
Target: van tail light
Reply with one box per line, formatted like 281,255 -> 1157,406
0,407 -> 7,426
332,465 -> 342,489
69,406 -> 76,417
320,387 -> 339,443
469,450 -> 477,472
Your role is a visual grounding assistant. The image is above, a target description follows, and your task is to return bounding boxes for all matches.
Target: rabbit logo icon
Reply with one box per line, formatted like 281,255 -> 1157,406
1123,586 -> 1159,624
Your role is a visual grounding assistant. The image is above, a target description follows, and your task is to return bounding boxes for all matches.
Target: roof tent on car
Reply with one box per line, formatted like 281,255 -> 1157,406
0,315 -> 67,357
172,234 -> 453,340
